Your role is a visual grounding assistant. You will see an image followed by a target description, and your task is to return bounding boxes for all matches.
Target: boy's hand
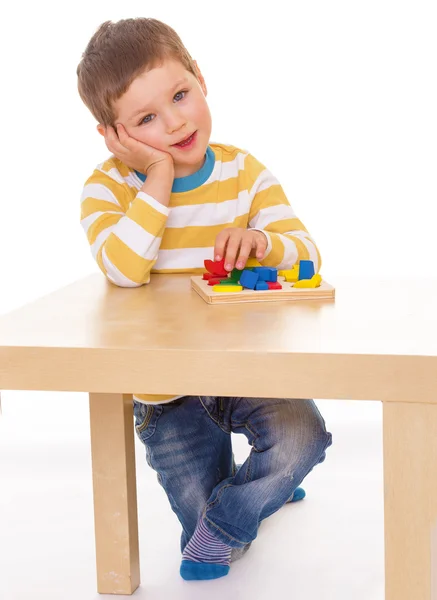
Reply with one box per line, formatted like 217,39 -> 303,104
104,124 -> 174,174
214,228 -> 268,271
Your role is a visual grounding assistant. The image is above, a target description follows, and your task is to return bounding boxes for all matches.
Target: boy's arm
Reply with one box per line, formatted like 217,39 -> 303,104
245,154 -> 321,272
80,161 -> 174,287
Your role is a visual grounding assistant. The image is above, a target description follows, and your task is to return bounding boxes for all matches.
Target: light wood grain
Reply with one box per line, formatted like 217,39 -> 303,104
433,521 -> 437,600
383,401 -> 437,600
191,275 -> 335,304
89,393 -> 140,594
0,274 -> 436,402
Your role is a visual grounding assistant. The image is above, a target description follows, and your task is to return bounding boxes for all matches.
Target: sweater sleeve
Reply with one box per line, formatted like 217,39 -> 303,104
245,153 -> 322,272
80,167 -> 169,287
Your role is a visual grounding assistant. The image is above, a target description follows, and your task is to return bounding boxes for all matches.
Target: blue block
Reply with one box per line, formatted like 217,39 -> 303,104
253,267 -> 269,280
298,260 -> 315,280
253,267 -> 278,282
240,269 -> 259,289
255,281 -> 269,291
267,268 -> 278,282
253,267 -> 270,281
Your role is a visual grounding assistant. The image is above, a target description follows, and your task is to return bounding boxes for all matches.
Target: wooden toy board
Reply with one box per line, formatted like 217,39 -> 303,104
191,276 -> 335,305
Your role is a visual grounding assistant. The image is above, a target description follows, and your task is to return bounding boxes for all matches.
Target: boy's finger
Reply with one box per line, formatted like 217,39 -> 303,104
224,233 -> 242,271
235,238 -> 253,270
105,126 -> 120,148
214,230 -> 230,261
105,125 -> 118,141
115,123 -> 130,145
255,232 -> 268,259
107,126 -> 127,151
116,124 -> 140,153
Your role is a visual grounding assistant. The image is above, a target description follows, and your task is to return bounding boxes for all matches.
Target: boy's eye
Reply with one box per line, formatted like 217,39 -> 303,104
141,114 -> 154,125
139,90 -> 188,126
174,89 -> 187,102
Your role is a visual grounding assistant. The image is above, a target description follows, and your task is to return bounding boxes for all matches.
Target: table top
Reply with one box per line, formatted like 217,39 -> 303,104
0,274 -> 436,402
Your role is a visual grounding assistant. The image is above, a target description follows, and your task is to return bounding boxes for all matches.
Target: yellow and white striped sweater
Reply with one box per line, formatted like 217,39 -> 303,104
80,142 -> 321,404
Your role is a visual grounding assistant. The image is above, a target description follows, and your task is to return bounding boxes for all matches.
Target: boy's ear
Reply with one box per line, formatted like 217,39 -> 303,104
193,60 -> 207,96
97,124 -> 105,137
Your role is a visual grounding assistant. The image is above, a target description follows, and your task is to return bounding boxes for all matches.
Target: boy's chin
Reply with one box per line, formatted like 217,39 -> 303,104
173,151 -> 208,178
173,146 -> 208,165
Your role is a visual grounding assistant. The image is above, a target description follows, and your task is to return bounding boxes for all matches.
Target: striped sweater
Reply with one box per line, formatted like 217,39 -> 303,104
80,142 -> 321,404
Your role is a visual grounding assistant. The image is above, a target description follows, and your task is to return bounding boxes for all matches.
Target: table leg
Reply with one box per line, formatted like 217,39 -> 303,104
89,393 -> 140,594
383,401 -> 437,600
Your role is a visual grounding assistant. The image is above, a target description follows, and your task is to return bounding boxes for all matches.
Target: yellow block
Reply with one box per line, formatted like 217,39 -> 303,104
213,285 -> 243,293
246,258 -> 262,268
293,274 -> 322,288
280,265 -> 299,282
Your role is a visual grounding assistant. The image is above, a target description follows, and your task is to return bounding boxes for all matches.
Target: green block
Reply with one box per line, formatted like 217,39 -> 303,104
217,279 -> 239,285
229,268 -> 243,282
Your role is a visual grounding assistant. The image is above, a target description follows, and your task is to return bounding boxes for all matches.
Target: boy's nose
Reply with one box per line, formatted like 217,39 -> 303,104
164,109 -> 187,135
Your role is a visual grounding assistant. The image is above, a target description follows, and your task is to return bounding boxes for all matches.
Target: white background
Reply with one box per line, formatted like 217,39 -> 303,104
0,1 -> 435,598
0,0 -> 436,315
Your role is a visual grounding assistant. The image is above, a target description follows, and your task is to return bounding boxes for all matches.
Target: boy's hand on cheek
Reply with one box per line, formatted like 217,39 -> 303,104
214,228 -> 268,272
104,124 -> 174,174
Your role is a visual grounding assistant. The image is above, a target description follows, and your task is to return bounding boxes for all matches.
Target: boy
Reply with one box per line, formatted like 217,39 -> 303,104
77,17 -> 332,581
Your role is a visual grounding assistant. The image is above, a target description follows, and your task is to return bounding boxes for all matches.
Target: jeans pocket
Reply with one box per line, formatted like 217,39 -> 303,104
199,396 -> 220,421
133,401 -> 163,441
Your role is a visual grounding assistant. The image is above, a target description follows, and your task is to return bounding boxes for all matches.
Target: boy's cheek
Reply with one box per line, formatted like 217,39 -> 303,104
126,128 -> 161,150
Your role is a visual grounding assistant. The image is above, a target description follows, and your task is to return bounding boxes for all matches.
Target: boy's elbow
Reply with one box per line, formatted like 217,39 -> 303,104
104,267 -> 150,288
98,249 -> 150,288
106,274 -> 145,288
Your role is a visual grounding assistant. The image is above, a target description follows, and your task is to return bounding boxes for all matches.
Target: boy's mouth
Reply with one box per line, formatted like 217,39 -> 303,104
172,131 -> 197,149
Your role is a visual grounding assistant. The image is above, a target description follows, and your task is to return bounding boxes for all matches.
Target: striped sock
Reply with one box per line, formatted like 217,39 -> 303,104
180,518 -> 232,580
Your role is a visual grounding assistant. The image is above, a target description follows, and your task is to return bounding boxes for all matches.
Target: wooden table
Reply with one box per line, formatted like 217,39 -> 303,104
0,274 -> 436,599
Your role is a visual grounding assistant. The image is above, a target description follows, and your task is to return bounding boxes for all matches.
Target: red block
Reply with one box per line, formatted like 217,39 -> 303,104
203,273 -> 215,280
204,258 -> 228,277
267,281 -> 282,290
207,277 -> 229,286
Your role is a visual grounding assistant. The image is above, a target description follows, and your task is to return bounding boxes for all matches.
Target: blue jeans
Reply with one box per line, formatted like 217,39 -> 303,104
133,396 -> 332,561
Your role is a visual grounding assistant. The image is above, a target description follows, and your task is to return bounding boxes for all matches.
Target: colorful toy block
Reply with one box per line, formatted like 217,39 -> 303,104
200,255 -> 325,299
207,277 -> 229,286
280,266 -> 299,282
213,284 -> 243,293
293,274 -> 322,288
216,279 -> 240,285
298,260 -> 315,281
268,268 -> 278,282
240,269 -> 259,289
230,268 -> 243,283
204,258 -> 228,277
253,267 -> 278,282
246,258 -> 262,267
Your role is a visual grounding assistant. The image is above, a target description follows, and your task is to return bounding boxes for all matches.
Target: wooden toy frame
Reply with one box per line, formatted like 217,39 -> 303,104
191,275 -> 335,304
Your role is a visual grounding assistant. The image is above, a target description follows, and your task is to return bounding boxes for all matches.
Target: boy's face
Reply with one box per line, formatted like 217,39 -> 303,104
106,59 -> 212,178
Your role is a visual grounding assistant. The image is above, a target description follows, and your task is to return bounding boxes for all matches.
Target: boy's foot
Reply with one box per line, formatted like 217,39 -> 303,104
235,464 -> 306,503
180,474 -> 307,579
289,487 -> 306,502
180,518 -> 231,580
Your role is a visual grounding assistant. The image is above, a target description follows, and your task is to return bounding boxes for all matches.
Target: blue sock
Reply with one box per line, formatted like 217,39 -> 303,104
180,518 -> 231,580
289,487 -> 306,502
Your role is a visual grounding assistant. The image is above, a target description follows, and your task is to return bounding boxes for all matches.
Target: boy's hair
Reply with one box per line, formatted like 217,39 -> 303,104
77,18 -> 198,127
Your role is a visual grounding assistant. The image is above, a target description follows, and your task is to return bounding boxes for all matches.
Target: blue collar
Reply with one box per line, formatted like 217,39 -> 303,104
135,146 -> 215,193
